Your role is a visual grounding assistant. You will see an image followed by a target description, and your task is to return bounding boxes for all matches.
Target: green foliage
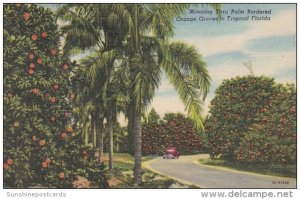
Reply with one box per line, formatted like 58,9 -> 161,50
3,4 -> 108,188
162,42 -> 210,130
142,113 -> 203,155
146,108 -> 161,124
111,123 -> 129,153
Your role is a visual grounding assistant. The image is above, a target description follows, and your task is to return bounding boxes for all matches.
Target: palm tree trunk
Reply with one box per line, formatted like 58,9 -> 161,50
97,117 -> 104,162
90,114 -> 97,147
132,108 -> 142,185
130,4 -> 142,185
94,122 -> 97,147
127,102 -> 135,154
106,114 -> 113,170
84,122 -> 90,146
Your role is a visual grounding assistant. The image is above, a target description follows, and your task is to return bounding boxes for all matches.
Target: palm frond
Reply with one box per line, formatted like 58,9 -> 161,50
162,42 -> 211,130
56,4 -> 101,55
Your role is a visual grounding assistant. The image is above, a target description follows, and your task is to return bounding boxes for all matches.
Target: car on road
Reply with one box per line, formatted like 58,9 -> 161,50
163,146 -> 180,159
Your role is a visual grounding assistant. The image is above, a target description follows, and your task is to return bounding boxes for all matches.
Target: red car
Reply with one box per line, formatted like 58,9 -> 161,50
163,146 -> 180,159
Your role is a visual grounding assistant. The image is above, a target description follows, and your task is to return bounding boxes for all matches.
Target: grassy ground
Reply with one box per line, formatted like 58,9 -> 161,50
199,157 -> 296,178
102,153 -> 196,188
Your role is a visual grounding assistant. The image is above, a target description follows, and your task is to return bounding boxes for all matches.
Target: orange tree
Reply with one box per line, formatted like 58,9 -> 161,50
142,113 -> 203,155
205,76 -> 278,159
236,84 -> 296,167
3,4 -> 108,188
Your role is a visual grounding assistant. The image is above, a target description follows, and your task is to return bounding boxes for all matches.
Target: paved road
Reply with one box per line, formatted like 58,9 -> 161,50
145,154 -> 296,188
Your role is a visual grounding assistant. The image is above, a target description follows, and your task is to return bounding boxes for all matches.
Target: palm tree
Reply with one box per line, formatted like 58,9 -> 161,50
57,4 -> 216,184
117,4 -> 211,184
78,49 -> 128,169
56,5 -> 128,167
76,51 -> 108,162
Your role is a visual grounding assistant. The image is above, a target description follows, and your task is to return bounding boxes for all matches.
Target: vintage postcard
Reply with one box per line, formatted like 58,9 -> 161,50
1,2 -> 297,194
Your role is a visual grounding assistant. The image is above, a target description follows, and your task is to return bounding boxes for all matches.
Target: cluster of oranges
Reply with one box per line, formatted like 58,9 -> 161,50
3,158 -> 14,170
24,11 -> 57,76
31,135 -> 46,147
82,150 -> 89,160
27,53 -> 44,75
60,127 -> 73,141
7,5 -> 74,184
41,157 -> 51,168
31,32 -> 48,41
30,83 -> 62,103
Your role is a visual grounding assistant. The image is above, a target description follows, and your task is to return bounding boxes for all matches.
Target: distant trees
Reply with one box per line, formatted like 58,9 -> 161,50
145,108 -> 161,124
142,112 -> 204,155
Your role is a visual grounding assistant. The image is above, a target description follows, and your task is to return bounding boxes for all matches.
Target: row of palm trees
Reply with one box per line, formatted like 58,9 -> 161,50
56,4 -> 212,185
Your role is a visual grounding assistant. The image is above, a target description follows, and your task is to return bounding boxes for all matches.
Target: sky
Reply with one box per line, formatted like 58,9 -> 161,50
41,3 -> 296,121
151,4 -> 296,117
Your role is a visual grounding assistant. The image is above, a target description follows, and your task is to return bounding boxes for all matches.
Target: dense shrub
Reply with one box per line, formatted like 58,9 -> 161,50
206,75 -> 296,170
205,76 -> 277,159
236,84 -> 296,166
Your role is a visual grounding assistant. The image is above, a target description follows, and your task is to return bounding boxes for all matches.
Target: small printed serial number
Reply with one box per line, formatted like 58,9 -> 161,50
272,181 -> 289,184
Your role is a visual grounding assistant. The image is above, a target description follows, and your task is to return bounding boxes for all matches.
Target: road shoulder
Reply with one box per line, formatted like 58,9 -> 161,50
143,158 -> 201,188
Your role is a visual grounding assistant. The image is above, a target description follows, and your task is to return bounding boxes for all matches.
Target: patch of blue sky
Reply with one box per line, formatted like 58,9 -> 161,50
156,87 -> 178,97
245,35 -> 296,52
204,51 -> 250,66
274,67 -> 296,82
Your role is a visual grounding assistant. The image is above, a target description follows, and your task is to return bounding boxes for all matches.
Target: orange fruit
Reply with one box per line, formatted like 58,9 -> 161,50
32,135 -> 37,142
28,69 -> 34,75
7,159 -> 13,165
13,121 -> 20,128
45,158 -> 51,164
50,96 -> 56,103
41,32 -> 48,38
31,34 -> 38,41
60,132 -> 67,140
3,163 -> 9,170
23,12 -> 30,21
63,64 -> 69,70
39,139 -> 46,147
67,127 -> 73,133
58,172 -> 65,179
29,63 -> 35,69
28,53 -> 34,60
50,116 -> 56,122
83,155 -> 88,160
50,48 -> 57,56
31,88 -> 39,94
53,84 -> 59,90
37,58 -> 43,64
41,162 -> 48,168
